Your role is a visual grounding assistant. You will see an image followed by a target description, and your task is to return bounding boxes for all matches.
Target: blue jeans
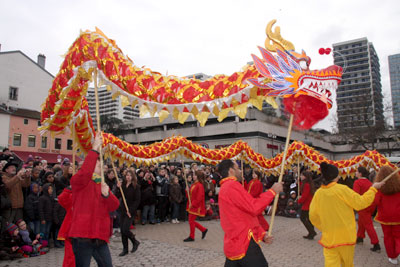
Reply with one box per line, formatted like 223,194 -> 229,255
142,205 -> 155,223
40,221 -> 52,241
29,220 -> 41,235
171,202 -> 180,220
72,238 -> 112,267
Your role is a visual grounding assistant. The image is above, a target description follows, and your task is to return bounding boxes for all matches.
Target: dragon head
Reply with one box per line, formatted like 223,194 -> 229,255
247,20 -> 343,129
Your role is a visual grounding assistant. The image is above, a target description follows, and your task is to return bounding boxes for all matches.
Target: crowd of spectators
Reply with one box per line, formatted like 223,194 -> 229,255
0,145 -> 362,261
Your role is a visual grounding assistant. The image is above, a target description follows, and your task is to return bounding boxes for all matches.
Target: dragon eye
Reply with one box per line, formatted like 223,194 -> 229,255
299,61 -> 308,70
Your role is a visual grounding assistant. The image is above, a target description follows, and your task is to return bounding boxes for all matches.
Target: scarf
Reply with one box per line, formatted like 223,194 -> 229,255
92,173 -> 102,184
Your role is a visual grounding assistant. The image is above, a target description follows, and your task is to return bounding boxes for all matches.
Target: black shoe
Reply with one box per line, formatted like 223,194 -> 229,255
370,243 -> 381,252
131,240 -> 140,253
356,237 -> 363,244
119,250 -> 128,257
202,229 -> 208,240
183,237 -> 194,242
303,235 -> 314,240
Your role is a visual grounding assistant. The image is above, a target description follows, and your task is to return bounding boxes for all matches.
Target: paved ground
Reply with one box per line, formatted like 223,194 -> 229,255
0,216 -> 396,267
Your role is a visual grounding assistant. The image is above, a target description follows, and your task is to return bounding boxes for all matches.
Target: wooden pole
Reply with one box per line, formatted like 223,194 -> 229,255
110,157 -> 130,216
182,161 -> 192,206
241,156 -> 244,186
268,114 -> 294,236
93,69 -> 105,184
297,156 -> 301,198
72,123 -> 76,175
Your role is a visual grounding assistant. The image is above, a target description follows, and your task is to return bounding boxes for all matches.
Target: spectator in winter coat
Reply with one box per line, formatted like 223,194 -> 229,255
2,162 -> 31,224
16,219 -> 48,256
284,199 -> 298,218
38,183 -> 54,241
169,175 -> 183,224
53,198 -> 66,248
155,168 -> 169,223
140,171 -> 156,224
43,172 -> 57,198
24,183 -> 40,235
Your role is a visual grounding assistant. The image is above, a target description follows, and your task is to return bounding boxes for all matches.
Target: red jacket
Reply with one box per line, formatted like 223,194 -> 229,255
186,181 -> 206,216
374,191 -> 400,225
247,179 -> 263,198
298,183 -> 313,211
219,177 -> 276,260
68,150 -> 119,242
58,187 -> 73,240
353,178 -> 376,213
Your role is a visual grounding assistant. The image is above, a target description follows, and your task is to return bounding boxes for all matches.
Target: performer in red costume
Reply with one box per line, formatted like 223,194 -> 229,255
57,186 -> 75,267
373,165 -> 400,265
353,166 -> 380,252
246,170 -> 269,231
184,170 -> 208,242
218,159 -> 283,267
69,134 -> 120,267
298,171 -> 317,240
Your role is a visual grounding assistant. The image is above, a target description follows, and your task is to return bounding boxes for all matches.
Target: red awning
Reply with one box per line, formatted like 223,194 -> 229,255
12,151 -> 82,164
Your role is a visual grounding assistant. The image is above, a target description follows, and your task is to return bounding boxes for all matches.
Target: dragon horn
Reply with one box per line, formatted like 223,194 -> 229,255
265,19 -> 295,52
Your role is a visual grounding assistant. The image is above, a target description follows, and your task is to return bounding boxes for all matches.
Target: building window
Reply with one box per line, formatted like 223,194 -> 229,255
41,136 -> 47,148
28,135 -> 36,147
13,134 -> 22,146
55,138 -> 62,150
9,86 -> 18,101
37,120 -> 41,127
24,119 -> 28,125
67,139 -> 73,150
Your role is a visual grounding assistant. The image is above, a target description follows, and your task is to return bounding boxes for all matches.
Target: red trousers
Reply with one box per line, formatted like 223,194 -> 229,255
188,213 -> 206,239
381,224 -> 400,259
63,238 -> 76,267
257,214 -> 269,231
357,211 -> 379,244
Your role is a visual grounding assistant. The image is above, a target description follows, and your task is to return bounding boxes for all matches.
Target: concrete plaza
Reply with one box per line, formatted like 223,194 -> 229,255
0,216 -> 394,267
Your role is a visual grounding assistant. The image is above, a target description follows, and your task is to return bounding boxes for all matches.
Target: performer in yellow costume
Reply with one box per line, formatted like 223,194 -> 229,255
309,162 -> 384,267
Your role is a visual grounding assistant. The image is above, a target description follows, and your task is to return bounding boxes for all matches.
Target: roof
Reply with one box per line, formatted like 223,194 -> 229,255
12,151 -> 82,164
0,106 -> 41,119
0,50 -> 54,78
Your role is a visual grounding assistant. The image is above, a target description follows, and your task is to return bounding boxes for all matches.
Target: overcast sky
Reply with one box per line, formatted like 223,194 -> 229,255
1,0 -> 399,131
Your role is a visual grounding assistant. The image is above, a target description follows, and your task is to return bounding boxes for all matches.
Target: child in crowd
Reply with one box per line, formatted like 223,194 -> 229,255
276,192 -> 287,216
24,182 -> 41,235
284,199 -> 298,218
373,165 -> 400,265
2,223 -> 25,257
38,183 -> 54,241
53,197 -> 66,248
169,175 -> 183,224
16,219 -> 48,256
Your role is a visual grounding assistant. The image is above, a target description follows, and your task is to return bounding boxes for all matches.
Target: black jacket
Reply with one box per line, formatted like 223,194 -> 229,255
24,191 -> 40,221
140,179 -> 156,206
53,199 -> 66,225
38,183 -> 54,222
115,183 -> 141,216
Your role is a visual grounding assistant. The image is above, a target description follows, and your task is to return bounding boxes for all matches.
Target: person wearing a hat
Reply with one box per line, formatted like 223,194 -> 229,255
2,162 -> 31,227
309,162 -> 385,267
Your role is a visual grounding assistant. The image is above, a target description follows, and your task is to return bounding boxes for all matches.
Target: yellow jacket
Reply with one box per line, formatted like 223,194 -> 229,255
309,182 -> 377,248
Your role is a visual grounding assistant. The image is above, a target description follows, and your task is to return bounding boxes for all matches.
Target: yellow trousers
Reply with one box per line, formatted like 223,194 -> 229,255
323,245 -> 355,267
